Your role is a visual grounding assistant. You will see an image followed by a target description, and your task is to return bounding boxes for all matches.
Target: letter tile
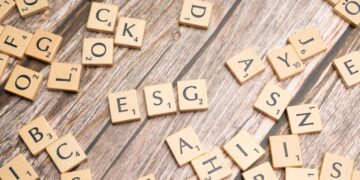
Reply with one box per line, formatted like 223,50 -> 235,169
82,38 -> 113,66
333,51 -> 360,88
61,169 -> 91,180
334,0 -> 360,27
138,173 -> 156,180
86,2 -> 119,33
0,0 -> 16,21
287,104 -> 323,134
177,79 -> 208,112
320,153 -> 354,180
47,62 -> 82,92
286,168 -> 318,180
108,90 -> 141,124
179,0 -> 213,29
115,17 -> 146,48
0,25 -> 33,59
14,0 -> 48,18
0,53 -> 9,79
242,162 -> 277,180
269,135 -> 303,168
0,154 -> 39,180
144,83 -> 177,117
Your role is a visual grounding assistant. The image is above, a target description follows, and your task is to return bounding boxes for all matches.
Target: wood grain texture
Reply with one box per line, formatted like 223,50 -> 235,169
0,0 -> 359,180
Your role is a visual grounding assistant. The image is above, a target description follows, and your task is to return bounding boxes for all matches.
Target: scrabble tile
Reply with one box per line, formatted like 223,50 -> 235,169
18,116 -> 58,156
179,0 -> 213,29
333,51 -> 360,88
335,0 -> 360,27
320,153 -> 354,180
267,45 -> 305,80
0,25 -> 33,59
61,169 -> 91,180
286,168 -> 318,180
115,17 -> 146,48
14,0 -> 48,18
82,38 -> 113,66
287,104 -> 323,134
0,25 -> 4,33
0,53 -> 9,78
144,83 -> 177,117
5,65 -> 43,101
253,83 -> 292,120
0,0 -> 16,21
0,154 -> 39,180
223,130 -> 265,171
177,79 -> 208,112
108,90 -> 141,124
138,174 -> 156,180
47,62 -> 82,92
242,162 -> 277,180
166,127 -> 205,166
353,170 -> 360,180
191,148 -> 232,180
25,29 -> 63,63
86,2 -> 119,33
288,26 -> 327,60
325,0 -> 340,6
269,135 -> 303,168
225,48 -> 265,84
46,134 -> 87,173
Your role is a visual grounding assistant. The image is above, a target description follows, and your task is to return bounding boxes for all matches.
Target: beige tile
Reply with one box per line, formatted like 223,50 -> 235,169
334,0 -> 360,27
86,2 -> 119,33
254,83 -> 292,120
0,0 -> 16,21
144,83 -> 177,117
223,130 -> 265,171
333,51 -> 360,88
108,90 -> 141,124
166,127 -> 205,166
61,169 -> 91,180
82,38 -> 113,66
47,62 -> 82,92
353,170 -> 360,180
179,0 -> 213,29
0,25 -> 33,59
242,162 -> 277,180
287,104 -> 323,134
14,0 -> 48,18
138,173 -> 156,180
269,135 -> 303,168
0,53 -> 9,79
177,79 -> 208,112
5,65 -> 43,101
325,0 -> 340,6
0,25 -> 4,33
115,17 -> 146,48
226,48 -> 265,84
0,154 -> 39,180
320,153 -> 354,180
286,168 -> 318,180
46,134 -> 87,173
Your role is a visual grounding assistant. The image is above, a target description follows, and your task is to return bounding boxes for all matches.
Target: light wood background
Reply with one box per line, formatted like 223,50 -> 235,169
0,0 -> 359,179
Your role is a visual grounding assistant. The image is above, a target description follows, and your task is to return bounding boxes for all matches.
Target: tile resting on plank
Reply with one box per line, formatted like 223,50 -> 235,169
0,154 -> 39,180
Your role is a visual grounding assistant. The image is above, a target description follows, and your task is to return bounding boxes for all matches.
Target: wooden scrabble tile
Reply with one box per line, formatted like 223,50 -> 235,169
115,17 -> 146,48
61,169 -> 91,180
177,79 -> 208,112
223,130 -> 265,171
0,25 -> 4,33
225,48 -> 265,84
0,154 -> 39,180
320,153 -> 354,180
25,29 -> 62,63
179,0 -> 213,29
144,83 -> 177,117
242,162 -> 277,180
18,116 -> 58,156
108,90 -> 141,124
138,173 -> 156,180
286,168 -> 318,180
5,65 -> 43,101
0,25 -> 33,59
333,51 -> 360,88
287,104 -> 323,134
267,45 -> 305,80
269,135 -> 303,168
0,53 -> 9,78
353,170 -> 360,180
14,0 -> 48,18
288,26 -> 327,60
46,134 -> 87,173
0,0 -> 16,21
47,62 -> 82,92
335,0 -> 360,27
82,38 -> 113,66
166,127 -> 205,166
191,148 -> 231,180
253,83 -> 292,120
86,2 -> 119,33
325,0 -> 340,6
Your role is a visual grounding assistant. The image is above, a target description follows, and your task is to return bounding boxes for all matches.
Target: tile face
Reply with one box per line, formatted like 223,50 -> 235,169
0,0 -> 16,21
179,0 -> 213,29
269,135 -> 303,168
166,127 -> 205,166
326,0 -> 340,6
0,154 -> 39,180
18,116 -> 58,156
242,162 -> 277,180
115,17 -> 146,48
335,0 -> 360,27
25,29 -> 62,63
353,170 -> 360,180
267,45 -> 305,80
144,83 -> 177,117
223,130 -> 265,171
191,148 -> 232,180
61,169 -> 91,180
287,104 -> 323,134
0,25 -> 33,59
5,65 -> 43,101
14,0 -> 48,18
46,134 -> 87,173
138,174 -> 156,180
0,25 -> 4,33
288,26 -> 327,60
177,79 -> 208,112
47,62 -> 82,92
108,90 -> 141,124
333,51 -> 360,88
82,38 -> 113,66
286,168 -> 318,180
86,2 -> 118,33
226,48 -> 265,84
320,153 -> 354,180
253,83 -> 292,120
0,53 -> 9,78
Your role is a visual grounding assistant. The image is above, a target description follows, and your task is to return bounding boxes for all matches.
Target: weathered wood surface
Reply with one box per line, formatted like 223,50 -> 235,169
0,0 -> 358,179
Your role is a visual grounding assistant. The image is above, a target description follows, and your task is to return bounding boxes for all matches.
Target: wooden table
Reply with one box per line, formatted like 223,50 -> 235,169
0,0 -> 359,179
